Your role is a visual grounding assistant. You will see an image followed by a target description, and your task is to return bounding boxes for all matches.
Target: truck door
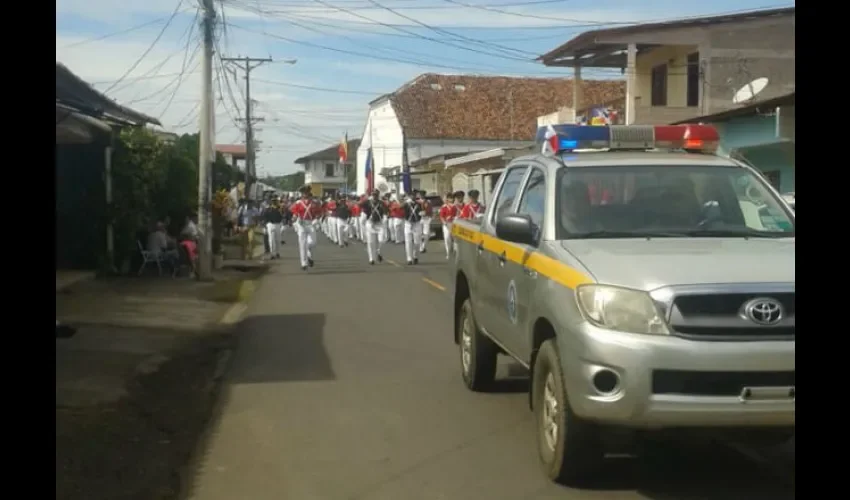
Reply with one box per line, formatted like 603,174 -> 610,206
509,166 -> 548,361
475,165 -> 529,352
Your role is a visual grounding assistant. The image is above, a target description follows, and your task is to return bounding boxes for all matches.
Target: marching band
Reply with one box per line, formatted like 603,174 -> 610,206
253,185 -> 484,272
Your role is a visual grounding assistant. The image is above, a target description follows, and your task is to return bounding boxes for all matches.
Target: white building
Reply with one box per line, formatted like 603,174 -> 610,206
294,139 -> 360,197
356,73 -> 625,195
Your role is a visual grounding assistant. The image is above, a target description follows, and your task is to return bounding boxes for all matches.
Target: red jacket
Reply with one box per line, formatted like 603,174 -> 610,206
291,199 -> 321,220
389,201 -> 404,218
459,202 -> 483,220
439,204 -> 458,223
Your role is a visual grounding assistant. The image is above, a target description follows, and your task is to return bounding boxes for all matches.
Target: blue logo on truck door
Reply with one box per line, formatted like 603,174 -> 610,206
507,280 -> 518,324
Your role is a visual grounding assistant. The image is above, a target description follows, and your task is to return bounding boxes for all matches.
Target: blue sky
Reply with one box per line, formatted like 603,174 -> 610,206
56,0 -> 793,176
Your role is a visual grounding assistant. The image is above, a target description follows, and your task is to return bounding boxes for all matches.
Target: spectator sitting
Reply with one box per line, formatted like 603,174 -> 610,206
181,214 -> 199,242
147,222 -> 179,268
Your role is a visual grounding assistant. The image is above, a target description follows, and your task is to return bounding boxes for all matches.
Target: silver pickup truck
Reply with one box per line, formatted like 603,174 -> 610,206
450,124 -> 795,485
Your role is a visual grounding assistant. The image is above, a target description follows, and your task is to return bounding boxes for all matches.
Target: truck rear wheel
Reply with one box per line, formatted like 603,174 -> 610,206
532,339 -> 603,485
458,298 -> 497,391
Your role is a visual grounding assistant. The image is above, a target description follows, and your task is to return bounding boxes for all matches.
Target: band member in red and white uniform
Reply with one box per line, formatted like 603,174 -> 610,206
418,190 -> 433,254
388,196 -> 404,244
460,189 -> 484,220
290,186 -> 321,271
350,195 -> 362,241
439,191 -> 458,260
324,196 -> 338,244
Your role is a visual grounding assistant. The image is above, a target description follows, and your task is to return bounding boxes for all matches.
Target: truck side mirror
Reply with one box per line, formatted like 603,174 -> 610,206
495,214 -> 536,246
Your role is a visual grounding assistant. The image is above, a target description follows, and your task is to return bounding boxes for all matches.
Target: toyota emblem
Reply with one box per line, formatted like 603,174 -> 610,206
742,298 -> 784,326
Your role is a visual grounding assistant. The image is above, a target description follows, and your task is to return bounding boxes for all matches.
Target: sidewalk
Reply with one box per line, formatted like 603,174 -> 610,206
56,262 -> 267,500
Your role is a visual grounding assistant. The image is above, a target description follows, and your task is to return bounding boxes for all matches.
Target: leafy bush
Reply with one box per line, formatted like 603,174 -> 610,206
109,128 -> 241,269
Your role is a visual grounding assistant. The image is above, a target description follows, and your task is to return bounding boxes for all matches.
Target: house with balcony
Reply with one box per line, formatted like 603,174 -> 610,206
356,73 -> 624,195
216,144 -> 247,171
537,7 -> 794,126
294,138 -> 360,197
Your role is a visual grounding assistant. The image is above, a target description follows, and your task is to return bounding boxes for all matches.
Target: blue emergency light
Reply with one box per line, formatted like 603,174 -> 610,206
535,124 -> 720,154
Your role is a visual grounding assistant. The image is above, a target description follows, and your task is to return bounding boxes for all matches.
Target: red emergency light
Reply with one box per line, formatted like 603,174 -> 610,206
537,124 -> 721,154
654,124 -> 720,152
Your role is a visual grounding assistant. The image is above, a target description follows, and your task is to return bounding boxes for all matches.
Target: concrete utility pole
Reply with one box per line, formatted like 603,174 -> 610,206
197,0 -> 216,281
222,56 -> 272,200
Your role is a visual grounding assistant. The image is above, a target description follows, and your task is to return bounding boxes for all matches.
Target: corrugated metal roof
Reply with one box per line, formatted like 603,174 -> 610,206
56,62 -> 161,126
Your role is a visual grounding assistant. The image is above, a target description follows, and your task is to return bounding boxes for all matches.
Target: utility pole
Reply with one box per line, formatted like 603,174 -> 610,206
197,0 -> 216,281
222,56 -> 272,200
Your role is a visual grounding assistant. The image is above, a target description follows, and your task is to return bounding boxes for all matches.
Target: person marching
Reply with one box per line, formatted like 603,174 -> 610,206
460,189 -> 484,220
334,193 -> 351,247
439,191 -> 458,260
361,189 -> 388,265
348,195 -> 360,242
416,190 -> 431,254
324,196 -> 338,244
290,186 -> 321,271
279,197 -> 291,246
263,198 -> 284,260
388,196 -> 404,244
402,192 -> 424,265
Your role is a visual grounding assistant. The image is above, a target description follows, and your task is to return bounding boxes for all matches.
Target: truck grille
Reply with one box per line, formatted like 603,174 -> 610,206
675,293 -> 795,316
667,291 -> 795,341
652,370 -> 795,396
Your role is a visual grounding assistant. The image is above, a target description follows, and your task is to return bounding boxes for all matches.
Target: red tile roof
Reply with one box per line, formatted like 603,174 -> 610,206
386,73 -> 625,141
216,144 -> 247,156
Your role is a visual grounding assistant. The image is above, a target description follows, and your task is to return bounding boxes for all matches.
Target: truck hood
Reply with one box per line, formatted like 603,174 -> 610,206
561,238 -> 795,290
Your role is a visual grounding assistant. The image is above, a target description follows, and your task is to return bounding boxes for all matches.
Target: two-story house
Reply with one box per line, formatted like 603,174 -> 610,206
294,139 -> 360,197
537,7 -> 795,192
538,7 -> 794,125
356,73 -> 624,195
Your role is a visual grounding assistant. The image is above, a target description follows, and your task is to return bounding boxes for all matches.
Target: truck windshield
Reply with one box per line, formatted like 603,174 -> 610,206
555,165 -> 795,239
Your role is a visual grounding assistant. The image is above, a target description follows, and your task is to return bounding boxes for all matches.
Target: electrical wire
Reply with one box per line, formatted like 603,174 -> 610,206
102,0 -> 187,94
58,8 -> 194,49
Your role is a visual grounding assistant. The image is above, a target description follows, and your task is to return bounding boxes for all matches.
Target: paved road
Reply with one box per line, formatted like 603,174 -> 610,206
188,233 -> 794,500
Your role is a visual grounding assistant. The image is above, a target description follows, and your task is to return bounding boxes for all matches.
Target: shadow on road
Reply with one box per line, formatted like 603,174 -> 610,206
587,439 -> 794,500
227,313 -> 335,384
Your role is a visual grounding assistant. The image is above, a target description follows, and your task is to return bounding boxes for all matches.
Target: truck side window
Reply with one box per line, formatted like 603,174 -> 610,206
517,168 -> 546,230
491,166 -> 528,223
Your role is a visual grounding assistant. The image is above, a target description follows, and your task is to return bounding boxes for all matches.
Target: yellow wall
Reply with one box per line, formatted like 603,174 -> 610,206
635,45 -> 697,108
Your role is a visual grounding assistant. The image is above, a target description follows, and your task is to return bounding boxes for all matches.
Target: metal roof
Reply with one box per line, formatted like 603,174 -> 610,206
538,7 -> 795,67
56,62 -> 161,126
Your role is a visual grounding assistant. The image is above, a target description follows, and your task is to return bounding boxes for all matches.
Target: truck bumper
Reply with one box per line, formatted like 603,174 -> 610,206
559,324 -> 795,429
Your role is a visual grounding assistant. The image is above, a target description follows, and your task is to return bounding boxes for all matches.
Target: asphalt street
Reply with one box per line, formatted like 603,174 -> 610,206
188,230 -> 794,500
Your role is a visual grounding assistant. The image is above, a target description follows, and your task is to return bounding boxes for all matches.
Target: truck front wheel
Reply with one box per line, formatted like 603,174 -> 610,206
532,339 -> 603,485
458,298 -> 497,391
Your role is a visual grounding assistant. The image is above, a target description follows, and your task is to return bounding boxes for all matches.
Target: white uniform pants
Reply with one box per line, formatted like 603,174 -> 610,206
327,216 -> 338,242
358,213 -> 366,241
366,220 -> 386,263
404,221 -> 422,262
420,217 -> 432,251
336,218 -> 349,246
265,222 -> 281,255
442,222 -> 453,258
391,218 -> 403,243
295,223 -> 315,267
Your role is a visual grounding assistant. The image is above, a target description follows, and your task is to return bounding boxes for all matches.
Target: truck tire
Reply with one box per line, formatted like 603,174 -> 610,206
458,298 -> 497,391
532,339 -> 603,485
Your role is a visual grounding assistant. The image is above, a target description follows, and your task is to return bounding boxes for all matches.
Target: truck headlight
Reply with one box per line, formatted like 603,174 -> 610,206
576,285 -> 670,335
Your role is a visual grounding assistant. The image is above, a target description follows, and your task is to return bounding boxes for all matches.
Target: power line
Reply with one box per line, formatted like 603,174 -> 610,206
58,8 -> 194,49
102,0 -> 187,95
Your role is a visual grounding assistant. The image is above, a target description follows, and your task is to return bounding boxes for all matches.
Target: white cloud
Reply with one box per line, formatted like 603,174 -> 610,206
56,32 -> 367,176
58,0 -> 665,30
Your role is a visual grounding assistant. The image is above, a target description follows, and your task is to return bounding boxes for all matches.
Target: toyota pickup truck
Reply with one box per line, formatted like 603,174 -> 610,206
450,124 -> 795,486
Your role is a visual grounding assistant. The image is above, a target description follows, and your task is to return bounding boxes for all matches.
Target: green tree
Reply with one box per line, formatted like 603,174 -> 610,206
108,128 -> 245,270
